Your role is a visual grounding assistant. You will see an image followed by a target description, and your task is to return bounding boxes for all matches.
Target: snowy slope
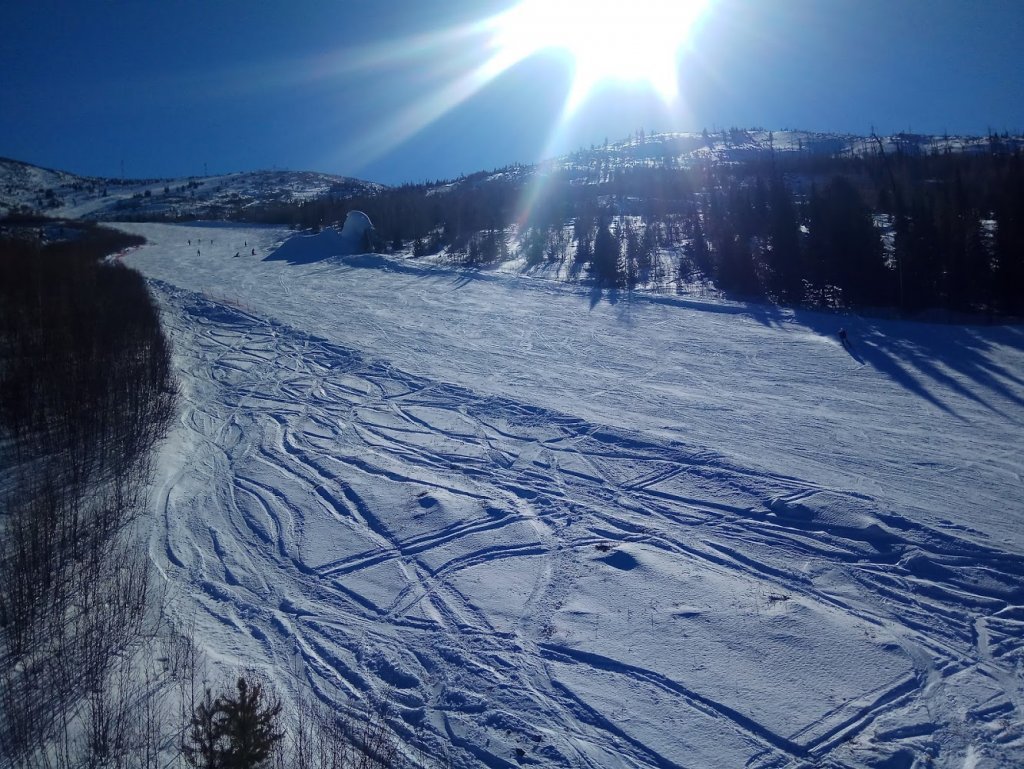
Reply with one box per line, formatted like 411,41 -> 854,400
0,157 -> 380,220
122,222 -> 1024,768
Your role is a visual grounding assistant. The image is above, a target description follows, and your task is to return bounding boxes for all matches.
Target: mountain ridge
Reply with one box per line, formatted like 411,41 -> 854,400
5,129 -> 1023,222
0,156 -> 383,221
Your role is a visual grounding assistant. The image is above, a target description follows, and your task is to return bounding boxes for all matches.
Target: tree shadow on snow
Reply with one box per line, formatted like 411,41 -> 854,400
588,284 -> 620,309
673,296 -> 1024,419
781,308 -> 1024,419
265,241 -> 1024,420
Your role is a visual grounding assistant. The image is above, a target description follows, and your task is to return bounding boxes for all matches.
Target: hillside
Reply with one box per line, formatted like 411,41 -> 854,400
3,132 -> 1023,766
115,220 -> 1024,768
0,156 -> 382,221
5,130 -> 1022,224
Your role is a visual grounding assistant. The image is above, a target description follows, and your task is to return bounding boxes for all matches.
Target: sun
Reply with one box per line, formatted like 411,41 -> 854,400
316,0 -> 711,171
493,0 -> 710,108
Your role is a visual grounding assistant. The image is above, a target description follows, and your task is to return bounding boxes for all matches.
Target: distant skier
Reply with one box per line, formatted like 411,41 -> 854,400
197,249 -> 201,256
838,327 -> 849,347
188,239 -> 191,246
251,247 -> 255,255
234,251 -> 239,258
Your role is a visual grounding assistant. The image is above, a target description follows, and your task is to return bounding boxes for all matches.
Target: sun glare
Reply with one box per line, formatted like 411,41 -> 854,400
320,0 -> 710,172
495,0 -> 710,108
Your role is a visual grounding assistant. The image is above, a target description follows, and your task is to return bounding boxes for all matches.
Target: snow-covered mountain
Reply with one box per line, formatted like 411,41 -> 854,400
4,128 -> 1023,763
0,156 -> 382,221
518,128 -> 1024,183
5,130 -> 1021,223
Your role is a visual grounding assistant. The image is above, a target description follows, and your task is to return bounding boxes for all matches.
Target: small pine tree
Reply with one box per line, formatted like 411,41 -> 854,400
183,689 -> 227,769
183,677 -> 282,769
220,677 -> 283,769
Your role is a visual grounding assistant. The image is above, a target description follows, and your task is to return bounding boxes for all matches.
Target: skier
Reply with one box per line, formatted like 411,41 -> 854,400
838,327 -> 849,347
188,239 -> 191,246
197,249 -> 201,257
251,247 -> 255,255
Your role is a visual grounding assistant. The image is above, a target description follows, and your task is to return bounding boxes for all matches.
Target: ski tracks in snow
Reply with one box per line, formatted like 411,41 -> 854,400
148,282 -> 1024,768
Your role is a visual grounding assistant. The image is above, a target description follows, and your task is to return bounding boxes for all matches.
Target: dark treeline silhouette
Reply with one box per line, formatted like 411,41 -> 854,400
0,224 -> 177,767
225,137 -> 1024,315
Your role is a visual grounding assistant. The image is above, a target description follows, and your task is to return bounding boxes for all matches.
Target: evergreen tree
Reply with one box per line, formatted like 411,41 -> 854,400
689,213 -> 710,275
592,214 -> 620,285
714,188 -> 761,297
220,678 -> 283,769
573,214 -> 594,265
897,193 -> 942,310
183,689 -> 227,769
806,176 -> 889,307
183,678 -> 283,769
993,151 -> 1024,314
766,175 -> 802,302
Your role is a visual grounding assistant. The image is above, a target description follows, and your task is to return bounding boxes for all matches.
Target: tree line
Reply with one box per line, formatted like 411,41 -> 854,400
0,225 -> 178,767
224,137 -> 1024,316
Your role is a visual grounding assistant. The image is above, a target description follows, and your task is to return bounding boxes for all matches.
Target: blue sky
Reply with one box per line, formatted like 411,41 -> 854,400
2,0 -> 1022,185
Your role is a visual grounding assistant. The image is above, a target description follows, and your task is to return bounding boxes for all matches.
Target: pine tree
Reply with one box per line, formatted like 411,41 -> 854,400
220,677 -> 283,769
592,215 -> 620,286
767,175 -> 802,302
183,678 -> 283,769
183,689 -> 227,769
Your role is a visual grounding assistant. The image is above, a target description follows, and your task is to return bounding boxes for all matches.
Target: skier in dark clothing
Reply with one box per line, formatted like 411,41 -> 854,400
838,328 -> 849,346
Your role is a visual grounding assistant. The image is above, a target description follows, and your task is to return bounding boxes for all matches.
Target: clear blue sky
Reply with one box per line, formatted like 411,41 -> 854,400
2,0 -> 1022,185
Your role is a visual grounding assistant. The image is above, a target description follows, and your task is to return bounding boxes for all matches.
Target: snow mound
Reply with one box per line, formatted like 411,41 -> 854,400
340,210 -> 373,241
768,490 -> 901,550
265,213 -> 374,265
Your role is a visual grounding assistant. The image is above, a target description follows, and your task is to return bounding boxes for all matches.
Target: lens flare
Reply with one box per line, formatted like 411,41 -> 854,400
309,1 -> 711,177
495,0 -> 710,110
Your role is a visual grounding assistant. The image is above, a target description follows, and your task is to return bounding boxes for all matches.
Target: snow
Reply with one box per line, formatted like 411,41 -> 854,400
120,221 -> 1024,767
341,210 -> 373,241
0,158 -> 380,220
263,213 -> 373,265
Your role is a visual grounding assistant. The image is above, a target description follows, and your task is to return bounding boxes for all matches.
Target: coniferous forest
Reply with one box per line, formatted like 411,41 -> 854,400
230,134 -> 1024,317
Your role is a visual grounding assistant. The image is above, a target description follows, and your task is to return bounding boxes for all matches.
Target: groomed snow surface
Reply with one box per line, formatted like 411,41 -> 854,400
121,223 -> 1024,768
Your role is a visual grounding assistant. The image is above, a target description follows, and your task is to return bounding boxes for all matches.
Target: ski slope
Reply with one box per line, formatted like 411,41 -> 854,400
122,222 -> 1024,768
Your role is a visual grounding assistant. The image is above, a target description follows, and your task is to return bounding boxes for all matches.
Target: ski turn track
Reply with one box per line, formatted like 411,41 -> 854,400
120,222 -> 1024,769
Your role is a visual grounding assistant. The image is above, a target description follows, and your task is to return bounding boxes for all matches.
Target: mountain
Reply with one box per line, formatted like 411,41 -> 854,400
3,134 -> 1023,766
5,129 -> 1023,318
0,156 -> 383,221
6,130 -> 1022,224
